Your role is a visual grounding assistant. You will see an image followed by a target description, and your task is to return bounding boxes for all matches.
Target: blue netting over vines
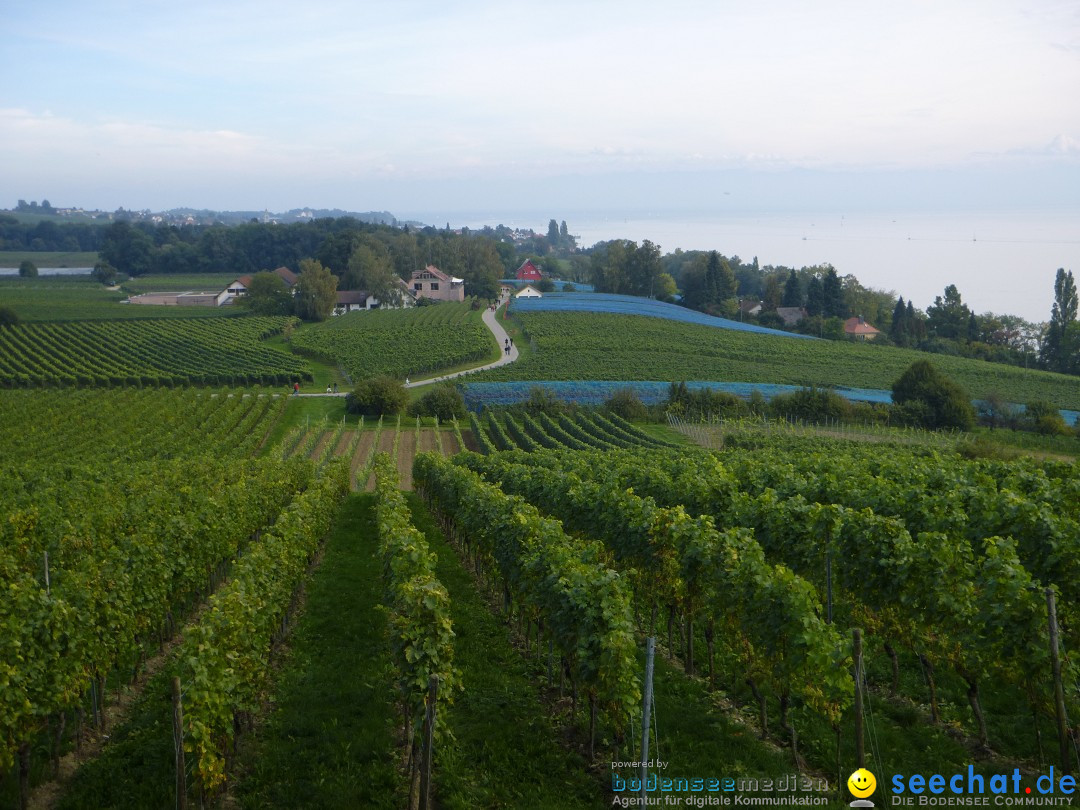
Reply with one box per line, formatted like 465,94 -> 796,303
459,380 -> 892,410
508,293 -> 814,338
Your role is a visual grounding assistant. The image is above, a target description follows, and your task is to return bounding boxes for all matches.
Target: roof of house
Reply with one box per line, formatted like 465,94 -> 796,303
515,284 -> 543,297
274,266 -> 298,286
234,275 -> 253,288
336,290 -> 370,305
516,260 -> 542,279
413,264 -> 451,282
844,316 -> 881,335
776,306 -> 807,326
740,299 -> 763,313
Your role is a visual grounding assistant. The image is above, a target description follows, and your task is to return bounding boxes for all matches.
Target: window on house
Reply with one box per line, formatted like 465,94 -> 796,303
414,283 -> 422,291
430,283 -> 439,291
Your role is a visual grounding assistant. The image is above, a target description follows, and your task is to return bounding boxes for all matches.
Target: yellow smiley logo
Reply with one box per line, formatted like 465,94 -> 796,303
848,768 -> 877,799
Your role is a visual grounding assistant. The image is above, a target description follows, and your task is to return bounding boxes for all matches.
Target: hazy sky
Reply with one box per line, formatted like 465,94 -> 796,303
3,0 -> 1079,219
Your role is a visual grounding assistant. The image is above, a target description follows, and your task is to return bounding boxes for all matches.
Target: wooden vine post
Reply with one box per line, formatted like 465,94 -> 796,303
1046,589 -> 1071,774
172,676 -> 187,810
418,675 -> 438,810
853,629 -> 864,769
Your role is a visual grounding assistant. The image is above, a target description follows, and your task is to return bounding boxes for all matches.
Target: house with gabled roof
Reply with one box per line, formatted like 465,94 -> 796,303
218,266 -> 299,305
515,259 -> 542,282
410,265 -> 465,302
844,316 -> 881,341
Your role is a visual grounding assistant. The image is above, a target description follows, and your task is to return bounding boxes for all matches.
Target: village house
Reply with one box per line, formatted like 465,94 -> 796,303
409,265 -> 465,302
515,259 -> 542,282
844,316 -> 881,340
332,280 -> 416,315
514,284 -> 543,299
218,266 -> 298,305
776,306 -> 808,327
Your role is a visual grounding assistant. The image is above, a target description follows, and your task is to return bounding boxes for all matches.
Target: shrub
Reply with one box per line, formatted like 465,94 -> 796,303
408,385 -> 466,420
1025,401 -> 1069,435
346,375 -> 408,416
767,386 -> 853,423
0,306 -> 19,327
891,359 -> 975,431
522,385 -> 567,416
605,387 -> 648,421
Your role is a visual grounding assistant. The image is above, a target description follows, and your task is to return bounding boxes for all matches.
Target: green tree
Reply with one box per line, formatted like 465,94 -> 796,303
100,221 -> 155,276
536,277 -> 556,293
242,271 -> 294,315
655,272 -> 678,302
890,296 -> 909,346
891,359 -> 975,431
0,306 -> 18,327
805,275 -> 824,316
346,243 -> 402,306
1041,268 -> 1078,372
91,261 -> 118,285
407,384 -> 466,420
781,269 -> 802,307
345,376 -> 408,416
293,258 -> 338,321
18,259 -> 37,278
821,267 -> 846,318
926,284 -> 973,341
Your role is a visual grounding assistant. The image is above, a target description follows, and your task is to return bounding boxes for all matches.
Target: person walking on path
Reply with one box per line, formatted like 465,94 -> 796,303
293,381 -> 300,395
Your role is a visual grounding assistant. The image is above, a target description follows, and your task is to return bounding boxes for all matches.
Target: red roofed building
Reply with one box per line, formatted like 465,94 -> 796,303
844,316 -> 882,341
410,265 -> 465,302
515,260 -> 542,282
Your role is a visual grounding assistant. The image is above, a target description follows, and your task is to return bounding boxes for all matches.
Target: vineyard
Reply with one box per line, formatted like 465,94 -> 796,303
510,291 -> 810,338
435,437 -> 1080,772
289,300 -> 495,382
475,310 -> 1080,410
5,380 -> 1079,808
0,316 -> 310,388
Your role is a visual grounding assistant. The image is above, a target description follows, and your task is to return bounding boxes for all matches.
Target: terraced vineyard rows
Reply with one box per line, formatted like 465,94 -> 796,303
0,316 -> 309,388
474,310 -> 1080,410
289,300 -> 494,381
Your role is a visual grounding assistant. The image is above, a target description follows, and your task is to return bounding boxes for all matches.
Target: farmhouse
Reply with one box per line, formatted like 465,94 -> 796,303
514,285 -> 543,298
515,260 -> 542,282
219,267 -> 298,305
844,316 -> 881,340
332,280 -> 416,315
776,306 -> 808,327
410,265 -> 465,302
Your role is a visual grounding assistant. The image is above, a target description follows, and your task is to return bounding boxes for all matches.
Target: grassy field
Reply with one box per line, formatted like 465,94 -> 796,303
121,273 -> 239,293
473,310 -> 1080,410
0,276 -> 240,321
0,250 -> 98,267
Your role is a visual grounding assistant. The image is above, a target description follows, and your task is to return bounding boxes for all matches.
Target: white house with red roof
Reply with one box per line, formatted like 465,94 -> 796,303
409,265 -> 465,302
217,266 -> 299,305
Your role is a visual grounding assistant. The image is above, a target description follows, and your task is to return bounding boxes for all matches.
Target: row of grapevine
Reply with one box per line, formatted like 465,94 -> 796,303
412,452 -> 641,739
459,451 -> 853,740
178,456 -> 351,793
0,389 -> 288,466
546,446 -> 1076,749
291,300 -> 493,382
372,453 -> 456,793
0,316 -> 310,388
0,454 -> 315,775
464,409 -> 667,455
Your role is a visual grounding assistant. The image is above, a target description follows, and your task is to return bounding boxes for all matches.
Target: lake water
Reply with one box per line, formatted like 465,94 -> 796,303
446,209 -> 1080,323
0,267 -> 92,276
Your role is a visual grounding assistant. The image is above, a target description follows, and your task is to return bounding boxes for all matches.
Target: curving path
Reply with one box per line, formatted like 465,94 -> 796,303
405,303 -> 518,389
297,298 -> 518,396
